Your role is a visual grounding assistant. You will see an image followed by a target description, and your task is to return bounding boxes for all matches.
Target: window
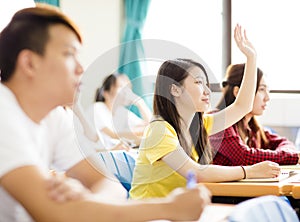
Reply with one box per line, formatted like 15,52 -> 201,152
232,0 -> 300,90
144,0 -> 300,91
143,0 -> 223,84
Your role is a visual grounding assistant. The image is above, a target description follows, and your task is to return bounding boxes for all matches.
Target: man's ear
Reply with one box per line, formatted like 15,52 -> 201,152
233,86 -> 240,97
16,49 -> 39,78
170,84 -> 182,97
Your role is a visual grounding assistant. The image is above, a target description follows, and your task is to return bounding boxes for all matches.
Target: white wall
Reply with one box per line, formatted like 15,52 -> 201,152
60,0 -> 123,69
258,93 -> 300,127
0,0 -> 35,32
60,0 -> 123,108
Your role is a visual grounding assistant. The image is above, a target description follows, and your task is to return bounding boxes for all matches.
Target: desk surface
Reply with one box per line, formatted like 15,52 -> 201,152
203,165 -> 300,198
198,204 -> 234,222
151,204 -> 234,222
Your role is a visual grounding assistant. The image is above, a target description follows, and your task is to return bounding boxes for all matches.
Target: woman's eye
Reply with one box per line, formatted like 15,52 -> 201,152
64,51 -> 76,57
259,87 -> 269,93
195,80 -> 203,84
259,87 -> 265,91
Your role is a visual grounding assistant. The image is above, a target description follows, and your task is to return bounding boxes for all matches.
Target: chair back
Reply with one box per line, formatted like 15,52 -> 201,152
98,150 -> 136,192
228,195 -> 299,222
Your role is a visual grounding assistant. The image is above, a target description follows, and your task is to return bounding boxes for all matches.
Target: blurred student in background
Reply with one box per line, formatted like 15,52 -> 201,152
210,63 -> 300,166
93,73 -> 151,150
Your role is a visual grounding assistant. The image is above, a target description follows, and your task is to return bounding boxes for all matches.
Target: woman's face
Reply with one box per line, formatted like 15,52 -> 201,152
105,75 -> 132,105
181,66 -> 211,112
105,75 -> 131,101
251,76 -> 270,116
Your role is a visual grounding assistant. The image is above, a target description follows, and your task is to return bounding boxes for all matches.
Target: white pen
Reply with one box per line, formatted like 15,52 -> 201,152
186,170 -> 197,189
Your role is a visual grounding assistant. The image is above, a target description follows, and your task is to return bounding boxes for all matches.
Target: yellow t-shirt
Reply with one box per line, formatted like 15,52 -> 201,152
129,115 -> 213,199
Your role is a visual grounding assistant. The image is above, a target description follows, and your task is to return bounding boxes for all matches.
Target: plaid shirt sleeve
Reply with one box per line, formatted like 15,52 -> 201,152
210,125 -> 299,166
265,131 -> 297,151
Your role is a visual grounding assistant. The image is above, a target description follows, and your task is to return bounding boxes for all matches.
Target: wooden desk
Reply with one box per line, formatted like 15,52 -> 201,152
203,182 -> 285,197
203,165 -> 300,198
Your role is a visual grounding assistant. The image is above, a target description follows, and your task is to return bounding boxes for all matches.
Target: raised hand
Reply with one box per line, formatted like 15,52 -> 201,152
117,86 -> 140,107
168,186 -> 211,221
234,24 -> 256,58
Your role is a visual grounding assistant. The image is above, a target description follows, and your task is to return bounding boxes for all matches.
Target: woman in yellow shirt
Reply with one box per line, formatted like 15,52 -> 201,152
130,25 -> 280,199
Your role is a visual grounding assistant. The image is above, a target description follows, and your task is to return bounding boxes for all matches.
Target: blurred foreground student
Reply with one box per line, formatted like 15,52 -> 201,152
130,25 -> 280,199
0,4 -> 210,222
210,63 -> 300,166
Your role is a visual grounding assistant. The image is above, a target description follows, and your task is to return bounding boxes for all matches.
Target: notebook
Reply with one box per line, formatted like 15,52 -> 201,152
238,170 -> 295,182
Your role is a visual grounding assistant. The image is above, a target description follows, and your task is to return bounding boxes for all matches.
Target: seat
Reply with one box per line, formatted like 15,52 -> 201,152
98,150 -> 136,192
228,195 -> 299,222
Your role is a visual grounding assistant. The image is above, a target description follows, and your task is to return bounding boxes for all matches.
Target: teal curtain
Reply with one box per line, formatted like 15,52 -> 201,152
34,0 -> 59,6
118,0 -> 151,97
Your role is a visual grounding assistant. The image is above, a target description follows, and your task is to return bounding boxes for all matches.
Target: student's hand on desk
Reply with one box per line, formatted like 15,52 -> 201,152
246,161 -> 280,179
167,185 -> 211,221
111,141 -> 132,151
46,172 -> 91,202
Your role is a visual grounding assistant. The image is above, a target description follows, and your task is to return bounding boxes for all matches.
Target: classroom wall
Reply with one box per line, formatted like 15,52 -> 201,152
60,0 -> 123,68
258,93 -> 300,142
60,0 -> 123,108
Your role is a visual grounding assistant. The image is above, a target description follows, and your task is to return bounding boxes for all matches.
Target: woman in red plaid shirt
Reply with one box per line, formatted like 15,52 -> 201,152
210,64 -> 299,166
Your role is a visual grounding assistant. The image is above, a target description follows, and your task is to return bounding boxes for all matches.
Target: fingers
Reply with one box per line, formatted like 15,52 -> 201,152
198,185 -> 212,206
265,161 -> 280,177
244,29 -> 248,41
48,183 -> 75,202
234,24 -> 245,44
271,166 -> 281,177
46,175 -> 70,202
46,173 -> 87,203
113,141 -> 132,151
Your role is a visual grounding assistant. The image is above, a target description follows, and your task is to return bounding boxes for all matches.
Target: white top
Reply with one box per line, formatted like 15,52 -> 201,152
0,84 -> 94,222
93,102 -> 144,149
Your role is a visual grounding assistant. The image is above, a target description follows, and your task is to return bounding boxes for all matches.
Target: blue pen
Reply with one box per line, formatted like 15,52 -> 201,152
186,170 -> 197,189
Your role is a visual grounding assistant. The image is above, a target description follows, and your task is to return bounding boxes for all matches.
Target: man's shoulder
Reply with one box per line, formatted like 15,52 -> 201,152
0,85 -> 23,124
43,106 -> 73,131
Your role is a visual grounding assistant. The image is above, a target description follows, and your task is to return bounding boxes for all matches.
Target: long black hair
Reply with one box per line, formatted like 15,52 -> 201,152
153,58 -> 212,164
217,63 -> 269,147
95,74 -> 118,102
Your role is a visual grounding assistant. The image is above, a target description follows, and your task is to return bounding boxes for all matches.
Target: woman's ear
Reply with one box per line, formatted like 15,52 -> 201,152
102,90 -> 110,100
233,86 -> 240,97
170,84 -> 182,97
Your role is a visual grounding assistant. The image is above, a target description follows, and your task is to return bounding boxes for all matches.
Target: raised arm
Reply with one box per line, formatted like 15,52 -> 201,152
120,86 -> 152,123
208,24 -> 257,135
73,102 -> 99,143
